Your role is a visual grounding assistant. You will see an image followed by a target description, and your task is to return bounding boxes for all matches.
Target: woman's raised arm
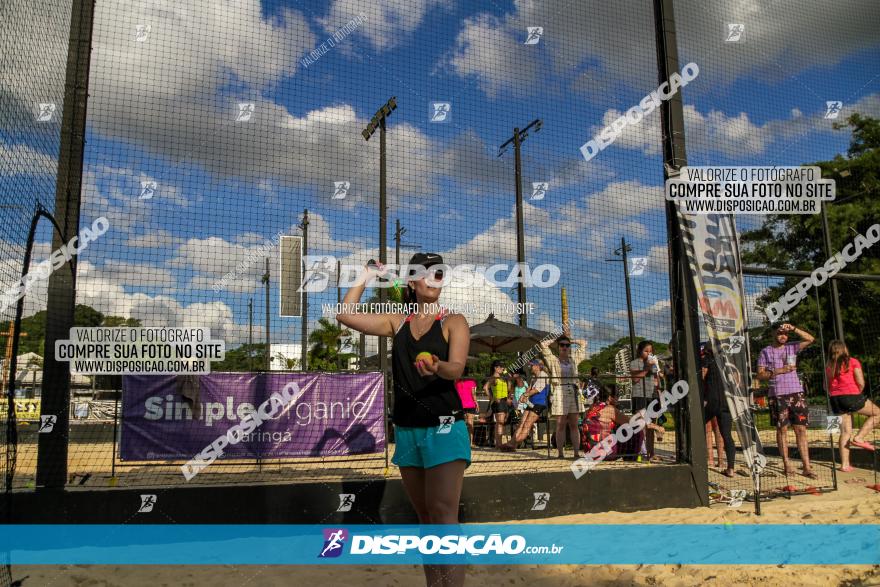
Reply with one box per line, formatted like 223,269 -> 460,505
335,263 -> 402,338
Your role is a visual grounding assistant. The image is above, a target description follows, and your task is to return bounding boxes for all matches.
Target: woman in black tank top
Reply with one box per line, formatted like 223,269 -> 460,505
337,252 -> 470,587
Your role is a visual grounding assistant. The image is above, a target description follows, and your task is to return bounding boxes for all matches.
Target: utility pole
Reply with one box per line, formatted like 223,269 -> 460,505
394,219 -> 402,266
248,298 -> 253,372
362,97 -> 397,376
820,202 -> 845,340
300,209 -> 309,371
263,258 -> 270,371
606,237 -> 637,359
393,219 -> 421,279
499,119 -> 542,327
337,259 -> 342,371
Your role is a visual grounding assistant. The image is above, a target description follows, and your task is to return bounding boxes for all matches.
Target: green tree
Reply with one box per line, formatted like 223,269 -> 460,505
74,304 -> 104,327
274,352 -> 300,370
212,342 -> 267,372
740,113 -> 880,376
101,315 -> 141,327
307,317 -> 357,371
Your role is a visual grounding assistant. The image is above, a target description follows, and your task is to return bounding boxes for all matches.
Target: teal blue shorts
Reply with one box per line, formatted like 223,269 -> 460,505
392,419 -> 472,469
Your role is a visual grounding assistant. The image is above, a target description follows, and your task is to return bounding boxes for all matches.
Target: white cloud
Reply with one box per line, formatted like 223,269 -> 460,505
645,244 -> 670,275
554,180 -> 662,258
0,139 -> 57,176
439,12 -> 542,99
170,211 -> 365,294
74,261 -> 249,343
125,229 -> 185,249
744,284 -> 772,328
0,241 -> 54,320
440,0 -> 880,100
591,104 -> 790,159
606,298 -> 671,345
102,260 -> 176,289
675,0 -> 880,88
0,252 -> 247,344
170,236 -> 275,294
440,201 -> 549,265
571,317 -> 625,348
321,246 -> 525,325
318,0 -> 450,52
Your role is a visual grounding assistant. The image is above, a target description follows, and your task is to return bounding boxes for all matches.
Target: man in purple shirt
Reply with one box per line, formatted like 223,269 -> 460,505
756,323 -> 816,478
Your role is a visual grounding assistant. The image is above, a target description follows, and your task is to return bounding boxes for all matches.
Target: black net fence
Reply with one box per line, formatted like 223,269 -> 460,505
675,1 -> 880,506
2,0 -> 679,492
1,0 -> 878,511
1,0 -> 74,491
2,1 -> 74,584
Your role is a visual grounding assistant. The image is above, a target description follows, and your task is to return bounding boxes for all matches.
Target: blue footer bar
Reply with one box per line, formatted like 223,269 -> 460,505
2,525 -> 877,565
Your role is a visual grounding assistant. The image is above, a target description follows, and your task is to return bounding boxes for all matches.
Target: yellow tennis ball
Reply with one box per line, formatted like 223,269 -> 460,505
415,352 -> 434,364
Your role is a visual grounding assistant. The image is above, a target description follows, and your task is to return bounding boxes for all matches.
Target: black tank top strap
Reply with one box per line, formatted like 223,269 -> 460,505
394,314 -> 409,335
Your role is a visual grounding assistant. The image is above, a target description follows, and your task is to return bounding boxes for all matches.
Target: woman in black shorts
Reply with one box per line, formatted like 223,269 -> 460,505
826,340 -> 878,470
483,361 -> 512,448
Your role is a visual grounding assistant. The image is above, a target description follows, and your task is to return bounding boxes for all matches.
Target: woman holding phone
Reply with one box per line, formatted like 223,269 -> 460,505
337,252 -> 470,587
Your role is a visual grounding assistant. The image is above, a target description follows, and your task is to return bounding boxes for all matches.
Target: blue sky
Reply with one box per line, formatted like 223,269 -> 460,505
2,0 -> 878,357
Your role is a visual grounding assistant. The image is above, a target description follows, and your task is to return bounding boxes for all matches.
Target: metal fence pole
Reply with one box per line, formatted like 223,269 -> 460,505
653,0 -> 709,506
814,285 -> 838,489
110,390 -> 119,481
35,0 -> 96,491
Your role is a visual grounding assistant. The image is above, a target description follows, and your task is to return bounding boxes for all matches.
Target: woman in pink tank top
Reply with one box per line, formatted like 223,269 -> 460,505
455,366 -> 478,442
825,340 -> 879,470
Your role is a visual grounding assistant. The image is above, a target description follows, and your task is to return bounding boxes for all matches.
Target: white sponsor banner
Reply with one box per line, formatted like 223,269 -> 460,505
676,211 -> 765,483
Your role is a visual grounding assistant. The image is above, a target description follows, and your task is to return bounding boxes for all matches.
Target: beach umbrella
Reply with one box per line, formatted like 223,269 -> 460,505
469,314 -> 552,354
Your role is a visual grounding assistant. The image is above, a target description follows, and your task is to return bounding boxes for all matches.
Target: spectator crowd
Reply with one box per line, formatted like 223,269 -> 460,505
454,323 -> 879,472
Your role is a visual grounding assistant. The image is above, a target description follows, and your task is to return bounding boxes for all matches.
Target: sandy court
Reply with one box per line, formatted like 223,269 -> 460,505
10,467 -> 880,587
6,428 -> 846,495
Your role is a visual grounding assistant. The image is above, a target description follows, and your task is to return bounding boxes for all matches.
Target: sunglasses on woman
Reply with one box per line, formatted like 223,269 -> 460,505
558,343 -> 571,348
418,267 -> 444,281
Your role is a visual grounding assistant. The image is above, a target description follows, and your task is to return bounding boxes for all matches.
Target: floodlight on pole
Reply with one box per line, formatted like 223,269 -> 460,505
498,118 -> 543,327
362,97 -> 397,378
362,96 -> 397,141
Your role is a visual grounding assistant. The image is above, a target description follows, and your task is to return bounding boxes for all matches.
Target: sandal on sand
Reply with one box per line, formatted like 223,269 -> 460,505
722,469 -> 735,478
848,438 -> 876,451
839,465 -> 855,472
801,470 -> 819,480
498,444 -> 515,452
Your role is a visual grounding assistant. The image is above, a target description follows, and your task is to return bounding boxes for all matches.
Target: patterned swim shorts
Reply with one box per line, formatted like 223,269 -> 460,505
769,392 -> 809,428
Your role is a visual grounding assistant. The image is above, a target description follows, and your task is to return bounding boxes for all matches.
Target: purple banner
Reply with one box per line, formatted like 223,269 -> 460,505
121,372 -> 385,461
